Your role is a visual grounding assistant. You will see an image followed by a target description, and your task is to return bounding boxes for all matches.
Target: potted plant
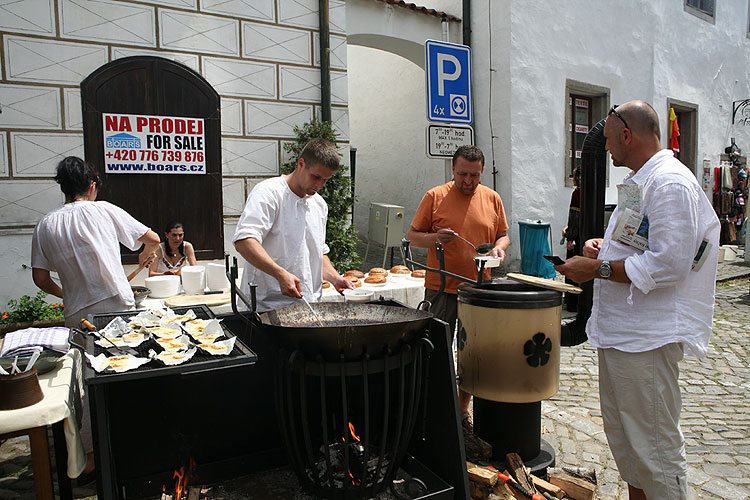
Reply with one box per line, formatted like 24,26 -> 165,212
281,119 -> 362,271
0,291 -> 65,335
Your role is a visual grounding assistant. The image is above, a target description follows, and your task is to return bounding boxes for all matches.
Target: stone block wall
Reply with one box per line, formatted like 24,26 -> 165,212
0,0 -> 349,305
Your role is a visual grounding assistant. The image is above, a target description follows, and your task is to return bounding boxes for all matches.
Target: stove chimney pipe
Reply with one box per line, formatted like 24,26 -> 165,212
561,118 -> 607,346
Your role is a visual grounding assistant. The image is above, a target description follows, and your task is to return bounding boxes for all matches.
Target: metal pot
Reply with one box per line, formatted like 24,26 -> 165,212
256,302 -> 433,361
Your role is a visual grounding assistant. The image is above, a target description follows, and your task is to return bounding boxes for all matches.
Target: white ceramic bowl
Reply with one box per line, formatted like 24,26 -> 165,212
145,275 -> 181,298
343,289 -> 374,302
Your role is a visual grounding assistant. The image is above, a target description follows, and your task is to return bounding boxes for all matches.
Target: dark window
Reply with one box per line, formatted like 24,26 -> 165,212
685,0 -> 715,20
568,95 -> 592,180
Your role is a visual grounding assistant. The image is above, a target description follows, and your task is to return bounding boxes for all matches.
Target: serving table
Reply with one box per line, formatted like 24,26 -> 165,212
0,350 -> 87,500
140,276 -> 427,313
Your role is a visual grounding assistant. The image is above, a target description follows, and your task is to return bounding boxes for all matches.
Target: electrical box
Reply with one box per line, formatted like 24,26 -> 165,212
368,203 -> 405,247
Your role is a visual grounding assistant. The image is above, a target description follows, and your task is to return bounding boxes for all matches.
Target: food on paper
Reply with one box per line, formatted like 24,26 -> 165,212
85,353 -> 151,373
148,326 -> 181,339
155,336 -> 189,352
192,332 -> 222,344
151,347 -> 197,366
196,337 -> 235,356
185,318 -> 207,331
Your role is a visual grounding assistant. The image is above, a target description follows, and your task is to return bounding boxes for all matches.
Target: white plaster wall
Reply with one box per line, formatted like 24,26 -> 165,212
348,45 -> 445,238
473,0 -> 750,260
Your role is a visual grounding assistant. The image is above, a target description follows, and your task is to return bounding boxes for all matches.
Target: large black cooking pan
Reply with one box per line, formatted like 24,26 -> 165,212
255,302 -> 433,361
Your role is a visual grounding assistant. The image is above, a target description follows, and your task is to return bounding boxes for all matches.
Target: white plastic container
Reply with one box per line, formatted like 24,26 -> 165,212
145,275 -> 181,298
206,263 -> 230,291
343,289 -> 374,302
181,266 -> 206,294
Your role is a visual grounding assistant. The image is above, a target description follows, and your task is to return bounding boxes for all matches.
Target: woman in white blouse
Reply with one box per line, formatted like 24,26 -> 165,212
149,221 -> 197,276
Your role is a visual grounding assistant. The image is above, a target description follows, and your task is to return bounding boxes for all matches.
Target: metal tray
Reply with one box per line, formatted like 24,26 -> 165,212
81,305 -> 256,385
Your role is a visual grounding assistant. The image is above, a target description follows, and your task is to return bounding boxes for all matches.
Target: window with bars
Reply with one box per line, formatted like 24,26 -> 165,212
564,81 -> 609,186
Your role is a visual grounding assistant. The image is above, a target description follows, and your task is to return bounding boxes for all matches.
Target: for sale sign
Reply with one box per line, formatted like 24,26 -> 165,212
102,113 -> 206,174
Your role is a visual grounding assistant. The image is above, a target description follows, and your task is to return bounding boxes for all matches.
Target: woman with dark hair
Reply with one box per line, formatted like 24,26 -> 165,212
149,221 -> 197,276
30,156 -> 160,480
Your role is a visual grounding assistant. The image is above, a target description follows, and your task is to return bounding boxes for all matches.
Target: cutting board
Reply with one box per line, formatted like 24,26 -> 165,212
506,273 -> 583,294
164,292 -> 231,308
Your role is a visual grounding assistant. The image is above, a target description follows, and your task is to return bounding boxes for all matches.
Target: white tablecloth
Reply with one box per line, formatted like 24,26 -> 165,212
139,276 -> 428,314
0,350 -> 86,478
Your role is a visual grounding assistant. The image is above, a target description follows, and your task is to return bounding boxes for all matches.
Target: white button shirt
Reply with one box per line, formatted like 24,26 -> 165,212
31,201 -> 149,318
233,176 -> 330,312
587,150 -> 720,359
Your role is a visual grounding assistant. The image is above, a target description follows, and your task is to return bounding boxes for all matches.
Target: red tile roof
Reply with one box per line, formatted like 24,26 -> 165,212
374,0 -> 462,22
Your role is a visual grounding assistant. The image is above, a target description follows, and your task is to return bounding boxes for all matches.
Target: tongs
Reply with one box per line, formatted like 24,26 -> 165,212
74,320 -> 138,356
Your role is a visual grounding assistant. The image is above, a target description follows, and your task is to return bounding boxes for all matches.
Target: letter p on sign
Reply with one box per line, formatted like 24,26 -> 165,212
426,40 -> 472,124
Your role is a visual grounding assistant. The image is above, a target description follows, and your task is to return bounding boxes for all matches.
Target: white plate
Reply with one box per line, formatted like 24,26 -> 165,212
362,281 -> 387,288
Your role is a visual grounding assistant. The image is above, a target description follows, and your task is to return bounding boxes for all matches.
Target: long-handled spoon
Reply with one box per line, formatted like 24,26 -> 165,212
433,226 -> 494,255
301,296 -> 325,327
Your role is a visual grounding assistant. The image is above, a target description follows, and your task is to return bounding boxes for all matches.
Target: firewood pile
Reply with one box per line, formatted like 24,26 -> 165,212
466,453 -> 597,500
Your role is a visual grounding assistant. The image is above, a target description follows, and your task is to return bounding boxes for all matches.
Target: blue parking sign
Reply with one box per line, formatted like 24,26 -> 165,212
425,40 -> 472,124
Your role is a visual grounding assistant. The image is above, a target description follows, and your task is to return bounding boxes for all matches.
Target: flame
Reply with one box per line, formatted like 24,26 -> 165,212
170,457 -> 197,500
348,422 -> 360,442
348,469 -> 357,485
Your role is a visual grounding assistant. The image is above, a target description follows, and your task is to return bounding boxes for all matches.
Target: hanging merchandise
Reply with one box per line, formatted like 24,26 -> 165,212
669,108 -> 680,154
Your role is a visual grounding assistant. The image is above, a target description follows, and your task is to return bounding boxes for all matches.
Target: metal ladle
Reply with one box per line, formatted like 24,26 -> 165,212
433,226 -> 493,255
301,296 -> 325,327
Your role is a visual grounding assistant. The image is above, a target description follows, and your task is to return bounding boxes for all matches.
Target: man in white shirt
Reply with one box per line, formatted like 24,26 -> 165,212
557,101 -> 720,500
32,156 -> 160,327
233,138 -> 353,312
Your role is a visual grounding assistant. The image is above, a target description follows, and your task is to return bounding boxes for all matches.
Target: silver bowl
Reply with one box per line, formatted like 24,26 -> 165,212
132,286 -> 151,307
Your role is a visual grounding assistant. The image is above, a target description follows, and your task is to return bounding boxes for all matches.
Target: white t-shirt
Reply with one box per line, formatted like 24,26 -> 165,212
233,176 -> 329,312
587,150 -> 720,358
31,200 -> 149,318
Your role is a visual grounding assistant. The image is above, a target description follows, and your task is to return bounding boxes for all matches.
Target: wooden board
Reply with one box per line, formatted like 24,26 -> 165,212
506,273 -> 583,294
165,292 -> 230,308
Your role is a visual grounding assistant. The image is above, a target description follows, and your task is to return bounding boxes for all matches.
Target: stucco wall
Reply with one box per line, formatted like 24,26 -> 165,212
474,0 -> 750,260
0,0 -> 349,308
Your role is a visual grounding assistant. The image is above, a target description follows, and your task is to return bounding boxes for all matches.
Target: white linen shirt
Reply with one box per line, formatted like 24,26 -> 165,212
31,201 -> 149,318
233,176 -> 330,312
587,150 -> 720,359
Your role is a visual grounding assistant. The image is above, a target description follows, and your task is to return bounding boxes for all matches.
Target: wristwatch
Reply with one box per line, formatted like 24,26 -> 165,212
597,260 -> 612,279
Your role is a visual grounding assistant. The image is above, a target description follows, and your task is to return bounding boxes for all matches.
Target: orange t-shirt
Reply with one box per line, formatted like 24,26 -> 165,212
410,182 -> 508,294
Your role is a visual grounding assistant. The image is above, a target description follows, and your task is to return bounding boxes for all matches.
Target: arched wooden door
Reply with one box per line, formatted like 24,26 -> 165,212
81,56 -> 223,264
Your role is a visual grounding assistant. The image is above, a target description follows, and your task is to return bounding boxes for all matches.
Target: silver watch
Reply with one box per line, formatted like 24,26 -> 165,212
597,260 -> 612,279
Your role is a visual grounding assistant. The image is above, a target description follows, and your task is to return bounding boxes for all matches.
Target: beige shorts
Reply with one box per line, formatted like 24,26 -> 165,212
598,344 -> 688,500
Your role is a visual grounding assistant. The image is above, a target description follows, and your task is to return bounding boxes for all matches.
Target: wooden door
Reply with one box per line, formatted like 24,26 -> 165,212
81,57 -> 223,263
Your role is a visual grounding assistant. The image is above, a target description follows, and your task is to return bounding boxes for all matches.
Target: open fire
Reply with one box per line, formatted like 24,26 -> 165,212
161,458 -> 209,500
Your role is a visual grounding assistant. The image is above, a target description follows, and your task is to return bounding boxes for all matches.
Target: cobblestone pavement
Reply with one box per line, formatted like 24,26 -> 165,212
544,276 -> 750,500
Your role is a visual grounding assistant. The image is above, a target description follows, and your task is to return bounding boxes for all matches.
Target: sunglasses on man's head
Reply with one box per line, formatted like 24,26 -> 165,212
609,105 -> 630,130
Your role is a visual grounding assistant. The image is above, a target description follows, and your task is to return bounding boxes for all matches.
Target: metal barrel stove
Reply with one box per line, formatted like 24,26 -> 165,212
457,279 -> 562,473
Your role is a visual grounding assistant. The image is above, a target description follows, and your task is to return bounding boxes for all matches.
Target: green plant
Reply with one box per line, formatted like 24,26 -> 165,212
1,291 -> 64,324
282,119 -> 362,271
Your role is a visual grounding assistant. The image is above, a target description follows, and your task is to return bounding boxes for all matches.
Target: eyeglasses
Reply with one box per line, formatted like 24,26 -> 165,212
609,105 -> 630,130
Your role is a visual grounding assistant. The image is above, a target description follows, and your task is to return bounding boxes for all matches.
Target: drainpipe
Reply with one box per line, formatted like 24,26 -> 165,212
462,0 -> 471,47
319,0 -> 331,122
442,16 -> 449,41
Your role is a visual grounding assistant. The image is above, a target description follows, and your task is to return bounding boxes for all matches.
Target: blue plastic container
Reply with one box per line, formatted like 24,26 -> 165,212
519,220 -> 555,279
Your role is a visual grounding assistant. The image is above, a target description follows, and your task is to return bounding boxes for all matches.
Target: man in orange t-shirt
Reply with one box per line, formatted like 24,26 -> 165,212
407,145 -> 510,428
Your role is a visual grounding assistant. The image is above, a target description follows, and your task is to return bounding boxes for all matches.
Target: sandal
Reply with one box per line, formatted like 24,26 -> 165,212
461,411 -> 474,434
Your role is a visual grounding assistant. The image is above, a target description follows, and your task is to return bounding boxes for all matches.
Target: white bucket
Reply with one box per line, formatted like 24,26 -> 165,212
206,263 -> 230,291
721,245 -> 737,262
181,266 -> 206,294
145,275 -> 180,298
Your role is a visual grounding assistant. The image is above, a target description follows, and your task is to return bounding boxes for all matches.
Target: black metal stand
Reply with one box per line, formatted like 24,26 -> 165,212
473,398 -> 555,476
274,339 -> 434,500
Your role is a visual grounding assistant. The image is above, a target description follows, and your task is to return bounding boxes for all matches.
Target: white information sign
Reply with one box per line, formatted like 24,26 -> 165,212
102,113 -> 206,174
426,124 -> 474,158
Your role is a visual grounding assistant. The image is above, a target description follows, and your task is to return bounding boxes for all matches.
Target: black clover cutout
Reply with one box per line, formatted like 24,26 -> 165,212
457,319 -> 467,351
524,332 -> 552,367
